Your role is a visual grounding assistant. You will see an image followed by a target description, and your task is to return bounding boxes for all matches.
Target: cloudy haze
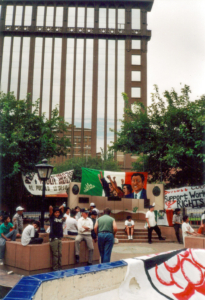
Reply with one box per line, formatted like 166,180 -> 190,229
147,0 -> 205,105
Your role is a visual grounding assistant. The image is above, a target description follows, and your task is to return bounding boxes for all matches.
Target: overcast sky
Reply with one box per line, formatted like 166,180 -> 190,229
147,0 -> 205,106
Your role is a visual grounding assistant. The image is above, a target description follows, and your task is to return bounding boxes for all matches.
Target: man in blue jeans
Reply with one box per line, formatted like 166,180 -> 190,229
94,208 -> 117,263
0,215 -> 18,265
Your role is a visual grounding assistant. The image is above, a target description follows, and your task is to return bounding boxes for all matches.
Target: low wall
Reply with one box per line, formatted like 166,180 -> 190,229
111,211 -> 146,221
159,226 -> 179,242
4,239 -> 100,275
3,261 -> 127,300
185,236 -> 205,248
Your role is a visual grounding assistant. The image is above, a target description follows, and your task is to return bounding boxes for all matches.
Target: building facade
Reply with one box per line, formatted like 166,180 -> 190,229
0,0 -> 154,165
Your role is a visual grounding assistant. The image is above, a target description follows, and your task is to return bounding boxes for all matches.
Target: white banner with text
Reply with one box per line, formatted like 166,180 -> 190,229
165,184 -> 205,209
22,170 -> 73,196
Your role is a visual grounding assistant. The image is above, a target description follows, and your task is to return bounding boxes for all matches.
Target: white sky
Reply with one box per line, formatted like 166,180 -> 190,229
147,0 -> 205,105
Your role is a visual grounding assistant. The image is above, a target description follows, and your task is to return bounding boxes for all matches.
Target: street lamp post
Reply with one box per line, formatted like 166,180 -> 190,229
35,159 -> 53,233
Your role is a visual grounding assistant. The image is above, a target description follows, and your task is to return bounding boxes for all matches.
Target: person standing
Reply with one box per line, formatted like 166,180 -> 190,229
75,206 -> 81,220
75,208 -> 94,265
0,215 -> 18,265
49,205 -> 65,271
94,208 -> 117,263
12,206 -> 24,235
21,221 -> 43,246
172,209 -> 182,244
145,203 -> 165,244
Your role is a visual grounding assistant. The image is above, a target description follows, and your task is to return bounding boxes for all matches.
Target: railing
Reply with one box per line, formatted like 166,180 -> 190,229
23,211 -> 49,221
2,25 -> 151,37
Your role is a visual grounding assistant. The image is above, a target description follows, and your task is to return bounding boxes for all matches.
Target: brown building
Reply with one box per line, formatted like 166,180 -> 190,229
0,0 -> 154,168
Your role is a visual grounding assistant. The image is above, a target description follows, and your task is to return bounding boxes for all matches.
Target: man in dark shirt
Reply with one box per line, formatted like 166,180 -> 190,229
90,210 -> 98,242
49,205 -> 65,271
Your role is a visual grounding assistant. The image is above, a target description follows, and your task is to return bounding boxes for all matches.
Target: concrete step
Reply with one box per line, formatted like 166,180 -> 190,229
116,235 -> 160,240
117,239 -> 173,243
117,232 -> 158,236
117,229 -> 147,232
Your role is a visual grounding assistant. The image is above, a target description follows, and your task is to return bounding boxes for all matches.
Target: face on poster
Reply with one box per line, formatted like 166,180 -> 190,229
80,168 -> 148,200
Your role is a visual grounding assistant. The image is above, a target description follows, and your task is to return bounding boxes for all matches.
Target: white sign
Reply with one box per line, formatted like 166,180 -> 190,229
22,170 -> 73,196
165,184 -> 205,209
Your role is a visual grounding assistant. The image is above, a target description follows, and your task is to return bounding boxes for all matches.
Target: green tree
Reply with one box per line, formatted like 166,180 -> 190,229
53,151 -> 121,182
111,86 -> 205,187
0,92 -> 71,211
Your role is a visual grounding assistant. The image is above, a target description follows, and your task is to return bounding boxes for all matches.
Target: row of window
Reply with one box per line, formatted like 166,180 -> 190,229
3,5 -> 140,29
0,36 -> 141,152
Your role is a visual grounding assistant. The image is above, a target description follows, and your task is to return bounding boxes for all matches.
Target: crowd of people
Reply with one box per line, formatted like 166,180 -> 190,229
0,203 -> 117,270
0,202 -> 205,269
46,203 -> 117,270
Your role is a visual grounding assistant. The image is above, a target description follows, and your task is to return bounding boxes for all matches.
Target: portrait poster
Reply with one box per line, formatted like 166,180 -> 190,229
80,168 -> 148,199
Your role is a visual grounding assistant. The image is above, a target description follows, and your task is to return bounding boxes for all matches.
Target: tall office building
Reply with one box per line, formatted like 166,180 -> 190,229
0,0 -> 154,165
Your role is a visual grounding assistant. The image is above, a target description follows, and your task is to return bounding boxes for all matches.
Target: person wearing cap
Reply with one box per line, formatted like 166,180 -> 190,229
75,208 -> 94,265
0,215 -> 18,265
145,203 -> 165,244
172,208 -> 182,244
49,205 -> 65,271
94,208 -> 117,263
89,203 -> 99,217
12,206 -> 24,235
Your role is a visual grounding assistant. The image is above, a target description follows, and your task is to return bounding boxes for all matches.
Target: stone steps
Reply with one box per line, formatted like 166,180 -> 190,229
116,239 -> 173,243
116,235 -> 159,239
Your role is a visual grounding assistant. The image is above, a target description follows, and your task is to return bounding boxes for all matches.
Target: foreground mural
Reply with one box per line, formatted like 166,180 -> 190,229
80,168 -> 148,200
4,249 -> 205,300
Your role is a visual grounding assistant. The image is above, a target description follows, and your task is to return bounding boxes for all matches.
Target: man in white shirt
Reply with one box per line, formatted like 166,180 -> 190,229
182,215 -> 197,244
66,209 -> 78,236
75,208 -> 94,265
145,203 -> 165,244
21,221 -> 43,246
63,207 -> 70,235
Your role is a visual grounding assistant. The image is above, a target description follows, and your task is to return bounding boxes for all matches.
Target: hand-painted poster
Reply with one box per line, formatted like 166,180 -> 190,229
22,170 -> 73,196
121,248 -> 205,300
80,168 -> 148,199
165,184 -> 205,209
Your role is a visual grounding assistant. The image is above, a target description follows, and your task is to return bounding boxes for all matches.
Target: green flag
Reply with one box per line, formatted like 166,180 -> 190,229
80,168 -> 104,196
